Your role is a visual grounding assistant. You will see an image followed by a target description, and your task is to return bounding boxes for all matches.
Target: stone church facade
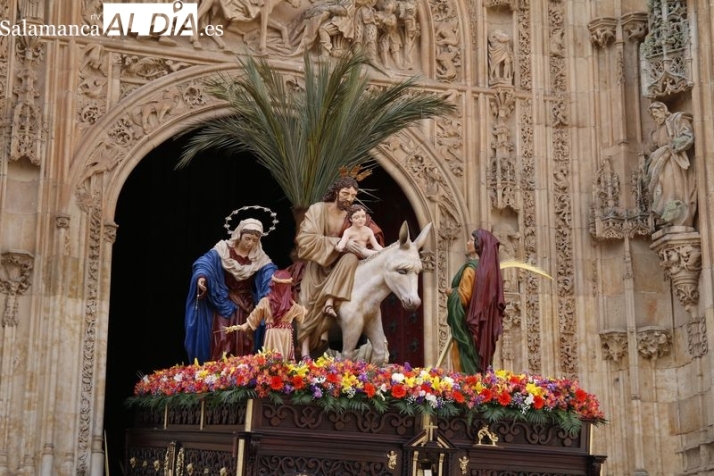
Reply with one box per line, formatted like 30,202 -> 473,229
0,0 -> 712,474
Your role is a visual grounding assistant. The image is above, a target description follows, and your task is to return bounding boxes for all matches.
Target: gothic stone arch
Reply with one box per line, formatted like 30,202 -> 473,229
61,62 -> 469,473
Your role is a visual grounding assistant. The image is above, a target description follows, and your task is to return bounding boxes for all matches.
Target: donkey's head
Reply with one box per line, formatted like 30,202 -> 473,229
383,222 -> 432,311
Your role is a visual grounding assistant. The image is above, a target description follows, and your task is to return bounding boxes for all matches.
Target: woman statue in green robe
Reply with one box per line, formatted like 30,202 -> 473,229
445,229 -> 505,374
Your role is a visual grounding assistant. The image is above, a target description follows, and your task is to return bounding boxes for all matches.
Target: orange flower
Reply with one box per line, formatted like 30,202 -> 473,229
364,382 -> 376,398
453,390 -> 465,403
497,391 -> 512,406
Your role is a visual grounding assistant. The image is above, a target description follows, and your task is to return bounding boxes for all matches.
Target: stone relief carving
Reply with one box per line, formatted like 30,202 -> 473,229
516,0 -> 531,90
77,79 -> 217,189
488,88 -> 518,211
77,44 -> 109,128
18,0 -> 43,21
10,35 -> 45,166
75,188 -> 103,476
432,0 -> 462,83
549,0 -> 577,378
487,30 -> 514,86
600,328 -> 673,361
636,327 -> 672,360
434,90 -> 463,178
600,330 -> 628,362
587,17 -> 617,48
650,229 -> 701,318
640,0 -> 692,98
500,296 -> 520,361
687,315 -> 708,358
520,99 -> 540,373
0,250 -> 34,327
644,102 -> 696,228
492,223 -> 520,293
621,12 -> 648,43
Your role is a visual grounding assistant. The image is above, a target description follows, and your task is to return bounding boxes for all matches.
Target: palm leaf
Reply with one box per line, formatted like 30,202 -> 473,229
178,50 -> 455,209
499,258 -> 553,280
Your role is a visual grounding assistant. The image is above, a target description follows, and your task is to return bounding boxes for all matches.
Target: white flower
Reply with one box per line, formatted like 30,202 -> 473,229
173,373 -> 183,382
425,394 -> 438,407
391,372 -> 405,383
524,394 -> 534,406
205,375 -> 217,385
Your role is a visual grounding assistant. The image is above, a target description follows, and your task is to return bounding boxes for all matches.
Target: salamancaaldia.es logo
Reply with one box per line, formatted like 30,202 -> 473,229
0,1 -> 223,38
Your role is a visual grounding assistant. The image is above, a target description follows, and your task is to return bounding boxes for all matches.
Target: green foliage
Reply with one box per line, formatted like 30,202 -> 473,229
178,51 -> 455,209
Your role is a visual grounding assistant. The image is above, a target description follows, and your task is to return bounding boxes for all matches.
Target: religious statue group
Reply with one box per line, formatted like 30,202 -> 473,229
182,175 -> 508,375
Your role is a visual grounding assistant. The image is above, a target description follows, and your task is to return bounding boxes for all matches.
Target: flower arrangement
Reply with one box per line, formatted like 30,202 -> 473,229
127,351 -> 606,433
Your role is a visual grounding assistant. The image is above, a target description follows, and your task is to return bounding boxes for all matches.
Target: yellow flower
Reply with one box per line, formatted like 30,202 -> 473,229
341,373 -> 359,391
286,362 -> 310,377
495,369 -> 509,379
525,382 -> 545,397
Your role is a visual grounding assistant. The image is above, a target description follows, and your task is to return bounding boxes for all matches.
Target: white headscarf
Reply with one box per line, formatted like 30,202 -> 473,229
213,218 -> 272,281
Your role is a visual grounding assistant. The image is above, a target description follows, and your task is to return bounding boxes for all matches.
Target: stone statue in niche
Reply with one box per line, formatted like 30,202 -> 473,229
645,101 -> 696,228
488,30 -> 514,86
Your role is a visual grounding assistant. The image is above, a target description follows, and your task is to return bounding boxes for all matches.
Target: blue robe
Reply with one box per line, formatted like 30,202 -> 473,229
184,249 -> 276,364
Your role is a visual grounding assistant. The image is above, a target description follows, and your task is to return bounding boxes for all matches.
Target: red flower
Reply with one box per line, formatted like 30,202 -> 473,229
291,376 -> 306,390
364,382 -> 376,398
269,376 -> 283,391
453,391 -> 465,403
497,391 -> 512,406
533,395 -> 545,409
479,388 -> 493,402
575,388 -> 588,402
391,384 -> 407,399
326,373 -> 340,384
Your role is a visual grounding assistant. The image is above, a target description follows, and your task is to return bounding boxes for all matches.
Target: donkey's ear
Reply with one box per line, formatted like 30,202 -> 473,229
399,221 -> 410,249
413,222 -> 432,250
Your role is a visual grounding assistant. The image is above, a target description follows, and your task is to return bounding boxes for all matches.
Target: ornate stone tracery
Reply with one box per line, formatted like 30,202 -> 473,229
640,0 -> 692,98
0,250 -> 34,327
9,35 -> 45,165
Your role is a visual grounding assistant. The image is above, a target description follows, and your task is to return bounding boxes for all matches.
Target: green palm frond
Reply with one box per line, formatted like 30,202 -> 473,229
178,50 -> 455,209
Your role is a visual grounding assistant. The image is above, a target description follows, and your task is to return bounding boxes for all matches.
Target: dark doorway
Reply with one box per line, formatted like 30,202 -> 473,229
103,132 -> 423,474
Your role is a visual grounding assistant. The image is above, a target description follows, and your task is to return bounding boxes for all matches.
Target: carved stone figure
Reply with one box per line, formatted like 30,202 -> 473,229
645,101 -> 696,228
375,0 -> 403,68
396,0 -> 418,68
488,30 -> 514,86
288,0 -> 353,57
353,0 -> 380,61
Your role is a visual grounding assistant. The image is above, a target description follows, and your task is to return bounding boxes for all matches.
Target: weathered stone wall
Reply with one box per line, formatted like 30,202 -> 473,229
0,0 -> 713,474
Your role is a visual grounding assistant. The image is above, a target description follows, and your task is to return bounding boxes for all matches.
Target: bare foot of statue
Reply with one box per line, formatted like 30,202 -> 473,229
323,304 -> 337,318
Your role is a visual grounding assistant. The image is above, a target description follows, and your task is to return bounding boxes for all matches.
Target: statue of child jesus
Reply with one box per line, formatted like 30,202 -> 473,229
320,205 -> 383,318
335,205 -> 383,257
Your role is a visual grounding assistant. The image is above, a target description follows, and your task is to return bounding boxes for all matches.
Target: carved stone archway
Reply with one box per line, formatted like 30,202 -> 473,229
61,61 -> 469,474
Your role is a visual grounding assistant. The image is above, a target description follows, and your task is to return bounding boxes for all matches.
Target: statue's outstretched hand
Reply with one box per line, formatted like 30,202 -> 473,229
345,240 -> 366,258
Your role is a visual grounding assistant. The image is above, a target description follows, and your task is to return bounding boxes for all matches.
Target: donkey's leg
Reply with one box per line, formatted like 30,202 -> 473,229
339,313 -> 363,361
363,311 -> 389,366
